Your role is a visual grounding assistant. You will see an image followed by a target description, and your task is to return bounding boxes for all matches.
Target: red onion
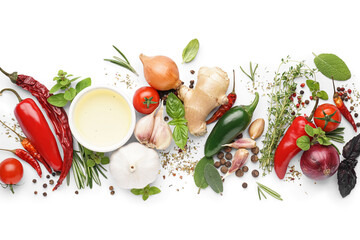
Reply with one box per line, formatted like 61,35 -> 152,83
300,143 -> 340,180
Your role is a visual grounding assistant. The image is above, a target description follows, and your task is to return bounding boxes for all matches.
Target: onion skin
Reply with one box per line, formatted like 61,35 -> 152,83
139,54 -> 182,91
300,144 -> 340,180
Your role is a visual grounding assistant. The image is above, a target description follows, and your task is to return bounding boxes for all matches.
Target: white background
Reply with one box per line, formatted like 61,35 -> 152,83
1,0 -> 359,239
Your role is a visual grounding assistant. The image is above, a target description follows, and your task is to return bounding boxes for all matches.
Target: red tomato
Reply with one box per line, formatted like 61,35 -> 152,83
0,158 -> 24,185
314,103 -> 342,132
133,86 -> 160,114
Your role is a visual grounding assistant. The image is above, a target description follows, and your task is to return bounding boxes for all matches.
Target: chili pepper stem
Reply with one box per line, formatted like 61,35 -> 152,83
0,148 -> 16,154
231,69 -> 236,94
0,67 -> 18,83
0,88 -> 23,102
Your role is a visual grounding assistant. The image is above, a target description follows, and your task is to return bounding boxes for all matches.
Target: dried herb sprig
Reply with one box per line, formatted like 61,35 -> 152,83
104,45 -> 138,76
257,182 -> 282,201
259,57 -> 317,173
240,62 -> 258,88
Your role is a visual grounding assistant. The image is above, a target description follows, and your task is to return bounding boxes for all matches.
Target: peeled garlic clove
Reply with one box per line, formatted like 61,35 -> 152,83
248,118 -> 265,140
222,138 -> 256,149
134,109 -> 156,145
224,149 -> 249,178
149,103 -> 172,150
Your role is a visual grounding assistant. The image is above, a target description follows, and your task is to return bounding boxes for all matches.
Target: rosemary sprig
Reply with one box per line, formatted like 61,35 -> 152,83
325,127 -> 345,143
104,45 -> 138,76
240,62 -> 258,87
257,182 -> 283,201
259,57 -> 316,173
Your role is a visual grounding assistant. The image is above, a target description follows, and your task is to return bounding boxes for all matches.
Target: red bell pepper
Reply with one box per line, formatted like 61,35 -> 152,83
274,116 -> 316,179
0,88 -> 63,171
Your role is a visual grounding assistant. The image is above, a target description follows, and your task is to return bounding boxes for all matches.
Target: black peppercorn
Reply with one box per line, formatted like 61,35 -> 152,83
46,175 -> 50,179
355,113 -> 358,118
300,90 -> 304,95
32,179 -> 37,183
214,161 -> 221,168
235,169 -> 244,177
225,161 -> 231,168
242,166 -> 249,172
110,191 -> 115,195
252,170 -> 259,178
75,191 -> 79,194
43,192 -> 47,197
220,166 -> 228,174
251,147 -> 259,155
220,158 -> 226,165
190,70 -> 195,74
224,146 -> 232,153
43,183 -> 47,188
356,123 -> 360,128
225,152 -> 232,160
305,100 -> 310,105
242,182 -> 248,188
49,180 -> 54,185
251,155 -> 258,163
217,152 -> 224,159
164,116 -> 169,121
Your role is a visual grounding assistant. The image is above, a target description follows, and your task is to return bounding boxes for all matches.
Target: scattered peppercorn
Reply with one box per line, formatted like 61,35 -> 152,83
355,113 -> 358,118
356,123 -> 360,128
32,179 -> 37,183
109,186 -> 114,191
235,169 -> 244,177
310,96 -> 313,100
190,80 -> 195,84
110,191 -> 115,195
224,146 -> 232,153
305,100 -> 310,105
49,180 -> 54,185
251,147 -> 259,155
220,158 -> 226,165
341,87 -> 345,91
251,155 -> 258,163
242,182 -> 248,188
217,151 -> 224,159
225,152 -> 232,160
337,87 -> 341,91
46,175 -> 50,179
43,192 -> 47,197
300,90 -> 304,95
190,70 -> 195,74
214,161 -> 221,168
350,106 -> 354,111
75,191 -> 79,195
242,166 -> 249,172
220,166 -> 228,174
34,191 -> 38,195
189,85 -> 194,89
225,161 -> 231,168
52,172 -> 56,177
43,183 -> 47,188
252,170 -> 259,178
296,103 -> 300,108
300,83 -> 305,88
164,116 -> 169,121
348,89 -> 352,94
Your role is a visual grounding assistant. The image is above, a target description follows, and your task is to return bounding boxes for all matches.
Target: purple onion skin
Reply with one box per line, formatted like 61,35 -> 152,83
300,144 -> 340,180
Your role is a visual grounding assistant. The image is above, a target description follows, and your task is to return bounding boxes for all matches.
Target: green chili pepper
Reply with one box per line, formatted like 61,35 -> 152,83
204,92 -> 259,157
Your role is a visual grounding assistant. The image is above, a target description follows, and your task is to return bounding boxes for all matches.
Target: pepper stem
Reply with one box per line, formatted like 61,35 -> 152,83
0,119 -> 24,140
0,88 -> 23,102
306,97 -> 319,122
0,148 -> 15,154
243,92 -> 259,115
231,69 -> 236,94
0,67 -> 18,83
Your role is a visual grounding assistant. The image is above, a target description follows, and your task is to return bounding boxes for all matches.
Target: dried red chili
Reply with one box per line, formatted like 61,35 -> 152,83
0,67 -> 73,190
206,70 -> 237,124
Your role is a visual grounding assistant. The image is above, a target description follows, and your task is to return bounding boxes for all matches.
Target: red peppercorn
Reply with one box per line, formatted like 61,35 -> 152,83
310,96 -> 313,100
300,83 -> 305,88
338,92 -> 343,96
296,103 -> 300,108
301,102 -> 305,106
292,93 -> 296,97
348,89 -> 352,94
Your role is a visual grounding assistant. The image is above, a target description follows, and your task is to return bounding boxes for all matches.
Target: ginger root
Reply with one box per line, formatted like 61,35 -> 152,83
178,67 -> 229,136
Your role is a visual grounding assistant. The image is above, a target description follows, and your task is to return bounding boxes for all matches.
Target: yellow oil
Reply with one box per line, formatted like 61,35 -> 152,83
74,88 -> 132,148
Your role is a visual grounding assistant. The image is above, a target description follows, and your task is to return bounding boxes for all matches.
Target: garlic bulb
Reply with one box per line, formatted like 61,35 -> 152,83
134,102 -> 172,150
110,142 -> 160,189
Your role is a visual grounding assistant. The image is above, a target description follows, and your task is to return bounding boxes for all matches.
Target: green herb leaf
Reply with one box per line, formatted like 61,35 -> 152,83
168,118 -> 188,126
306,80 -> 319,92
296,136 -> 311,151
87,159 -> 95,168
64,88 -> 77,101
316,90 -> 329,100
75,78 -> 91,94
204,164 -> 223,194
173,124 -> 188,149
60,79 -> 70,87
49,83 -> 62,94
194,156 -> 214,192
305,125 -> 315,137
182,38 -> 199,63
131,188 -> 144,195
47,93 -> 68,107
313,53 -> 351,81
142,194 -> 149,201
101,156 -> 110,165
149,186 -> 161,195
166,93 -> 185,119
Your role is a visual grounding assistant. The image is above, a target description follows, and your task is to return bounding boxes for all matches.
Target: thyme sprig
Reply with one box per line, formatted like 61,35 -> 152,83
259,57 -> 317,173
257,182 -> 282,201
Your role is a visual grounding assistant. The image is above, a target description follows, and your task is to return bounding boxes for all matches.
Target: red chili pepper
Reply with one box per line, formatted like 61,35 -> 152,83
274,116 -> 316,179
0,148 -> 42,177
0,67 -> 73,190
0,119 -> 52,173
206,70 -> 237,124
332,80 -> 357,132
0,88 -> 63,171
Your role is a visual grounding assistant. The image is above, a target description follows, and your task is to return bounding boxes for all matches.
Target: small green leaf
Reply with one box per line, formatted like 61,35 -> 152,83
306,80 -> 319,92
47,93 -> 68,107
130,188 -> 144,195
149,187 -> 161,195
182,38 -> 199,63
305,125 -> 315,137
194,156 -> 214,191
316,90 -> 329,100
94,157 -> 101,164
318,137 -> 324,145
101,156 -> 110,165
166,93 -> 185,119
142,194 -> 149,201
313,53 -> 351,81
296,136 -> 311,151
87,159 -> 95,167
173,124 -> 188,149
64,88 -> 77,101
204,164 -> 223,194
60,79 -> 70,87
319,137 -> 332,146
168,118 -> 188,126
76,78 -> 91,93
49,83 -> 62,94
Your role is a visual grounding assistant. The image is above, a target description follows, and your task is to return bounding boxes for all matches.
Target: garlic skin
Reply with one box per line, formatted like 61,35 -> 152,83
222,138 -> 256,149
134,109 -> 156,144
110,142 -> 160,189
149,104 -> 172,150
224,149 -> 249,178
248,118 -> 265,140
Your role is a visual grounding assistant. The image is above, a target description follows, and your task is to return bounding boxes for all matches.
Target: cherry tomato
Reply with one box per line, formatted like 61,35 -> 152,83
0,158 -> 24,185
133,86 -> 160,114
314,103 -> 342,132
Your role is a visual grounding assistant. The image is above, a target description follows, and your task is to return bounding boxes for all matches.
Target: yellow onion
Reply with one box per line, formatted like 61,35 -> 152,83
139,54 -> 182,91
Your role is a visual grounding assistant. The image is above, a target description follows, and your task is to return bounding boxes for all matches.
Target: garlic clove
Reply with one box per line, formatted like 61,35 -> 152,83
248,118 -> 265,140
134,108 -> 156,145
149,103 -> 172,150
222,138 -> 256,149
224,149 -> 249,178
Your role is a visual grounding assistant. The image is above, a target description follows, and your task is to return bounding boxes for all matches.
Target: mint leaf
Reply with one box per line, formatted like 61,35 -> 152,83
64,88 -> 77,101
313,53 -> 351,81
305,124 -> 315,137
49,83 -> 62,94
47,93 -> 68,107
76,78 -> 91,93
316,90 -> 329,100
297,136 -> 311,151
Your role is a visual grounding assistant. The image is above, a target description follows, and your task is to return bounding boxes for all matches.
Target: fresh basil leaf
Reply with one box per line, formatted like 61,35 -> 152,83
204,164 -> 223,194
166,93 -> 185,119
101,156 -> 110,165
76,78 -> 91,93
47,93 -> 68,107
168,118 -> 188,126
305,125 -> 315,137
182,38 -> 199,63
194,156 -> 214,191
142,194 -> 149,201
313,53 -> 351,81
64,88 -> 77,101
149,186 -> 161,195
130,188 -> 144,195
316,90 -> 329,100
173,124 -> 188,149
296,136 -> 311,151
49,83 -> 62,94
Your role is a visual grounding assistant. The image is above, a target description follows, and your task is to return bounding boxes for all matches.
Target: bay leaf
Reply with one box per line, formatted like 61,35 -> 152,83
194,156 -> 214,191
313,53 -> 351,81
204,164 -> 223,194
182,38 -> 199,63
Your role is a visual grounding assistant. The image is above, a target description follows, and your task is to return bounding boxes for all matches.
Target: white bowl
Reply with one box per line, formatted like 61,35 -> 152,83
69,85 -> 136,152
